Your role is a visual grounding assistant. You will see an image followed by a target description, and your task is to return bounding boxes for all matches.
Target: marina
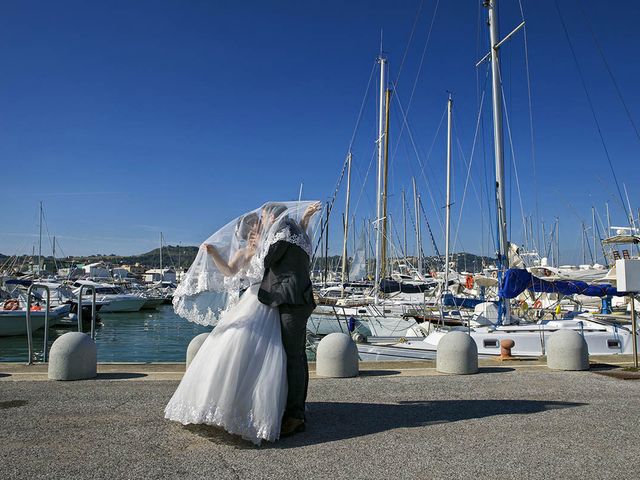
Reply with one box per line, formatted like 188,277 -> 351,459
1,0 -> 640,474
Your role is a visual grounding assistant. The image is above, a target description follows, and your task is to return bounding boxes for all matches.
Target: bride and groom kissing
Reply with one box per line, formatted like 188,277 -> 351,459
165,201 -> 322,445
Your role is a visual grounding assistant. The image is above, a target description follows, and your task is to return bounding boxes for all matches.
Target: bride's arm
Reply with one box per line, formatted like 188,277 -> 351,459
203,244 -> 249,277
300,202 -> 322,233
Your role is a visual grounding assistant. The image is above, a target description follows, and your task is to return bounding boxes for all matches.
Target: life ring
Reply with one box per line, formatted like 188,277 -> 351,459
533,299 -> 542,309
465,275 -> 474,289
31,305 -> 42,311
3,299 -> 20,311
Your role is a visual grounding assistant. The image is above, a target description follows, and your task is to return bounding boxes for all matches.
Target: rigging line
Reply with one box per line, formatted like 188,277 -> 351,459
392,92 -> 447,232
517,0 -> 541,253
498,66 -> 528,248
311,154 -> 349,262
352,142 -> 378,216
578,2 -> 640,143
553,0 -> 629,222
390,0 -> 441,159
395,0 -> 425,90
348,60 -> 378,151
418,196 -> 441,257
452,76 -> 488,254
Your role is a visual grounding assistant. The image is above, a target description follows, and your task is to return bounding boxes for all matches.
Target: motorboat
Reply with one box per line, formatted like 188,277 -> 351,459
72,281 -> 147,313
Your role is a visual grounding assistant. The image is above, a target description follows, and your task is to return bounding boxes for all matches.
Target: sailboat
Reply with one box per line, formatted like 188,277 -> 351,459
355,0 -> 639,361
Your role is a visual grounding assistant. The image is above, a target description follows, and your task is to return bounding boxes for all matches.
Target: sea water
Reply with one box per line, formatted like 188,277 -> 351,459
0,305 -> 319,363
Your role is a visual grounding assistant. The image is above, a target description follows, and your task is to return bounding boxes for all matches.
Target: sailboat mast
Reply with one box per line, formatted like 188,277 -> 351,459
159,232 -> 163,273
38,201 -> 43,277
412,177 -> 422,275
444,93 -> 453,292
341,153 -> 352,296
374,55 -> 387,301
402,189 -> 407,257
380,88 -> 392,280
486,0 -> 510,322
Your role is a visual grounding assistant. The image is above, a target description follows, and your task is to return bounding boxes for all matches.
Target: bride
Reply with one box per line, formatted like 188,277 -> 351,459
165,201 -> 320,445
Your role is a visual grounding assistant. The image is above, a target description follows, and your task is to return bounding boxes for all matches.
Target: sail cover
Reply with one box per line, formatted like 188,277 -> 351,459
499,268 -> 623,299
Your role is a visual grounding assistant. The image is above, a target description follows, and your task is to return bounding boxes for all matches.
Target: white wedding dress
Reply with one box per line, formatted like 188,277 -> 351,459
165,269 -> 287,445
166,201 -> 321,445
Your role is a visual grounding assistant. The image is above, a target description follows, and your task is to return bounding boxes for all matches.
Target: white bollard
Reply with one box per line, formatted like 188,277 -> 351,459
48,332 -> 97,381
437,330 -> 478,375
186,332 -> 210,370
546,330 -> 589,371
316,333 -> 359,378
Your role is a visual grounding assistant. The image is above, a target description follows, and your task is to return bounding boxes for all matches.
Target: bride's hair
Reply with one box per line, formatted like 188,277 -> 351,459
235,213 -> 259,241
263,202 -> 287,219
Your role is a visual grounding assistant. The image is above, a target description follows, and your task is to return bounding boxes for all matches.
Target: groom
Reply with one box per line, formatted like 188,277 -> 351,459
258,201 -> 320,437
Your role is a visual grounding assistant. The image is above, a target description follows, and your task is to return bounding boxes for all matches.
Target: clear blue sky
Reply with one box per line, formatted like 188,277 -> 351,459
1,0 -> 639,265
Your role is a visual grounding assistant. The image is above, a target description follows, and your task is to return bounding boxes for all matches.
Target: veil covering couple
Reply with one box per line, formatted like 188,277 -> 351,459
166,201 -> 322,444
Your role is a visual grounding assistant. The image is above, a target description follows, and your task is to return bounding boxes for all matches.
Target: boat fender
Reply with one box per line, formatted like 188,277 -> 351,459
3,299 -> 20,311
533,300 -> 542,309
465,275 -> 474,289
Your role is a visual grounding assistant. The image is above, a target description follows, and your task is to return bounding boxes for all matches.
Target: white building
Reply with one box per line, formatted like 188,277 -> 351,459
112,268 -> 131,280
82,262 -> 111,278
144,268 -> 176,283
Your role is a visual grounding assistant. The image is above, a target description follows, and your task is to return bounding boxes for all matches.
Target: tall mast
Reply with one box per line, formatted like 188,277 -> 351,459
380,88 -> 392,279
38,201 -> 43,277
444,93 -> 453,294
341,153 -> 352,296
402,188 -> 407,258
374,55 -> 387,301
412,177 -> 422,275
486,0 -> 510,322
556,217 -> 560,266
592,206 -> 597,264
159,232 -> 163,273
606,201 -> 611,235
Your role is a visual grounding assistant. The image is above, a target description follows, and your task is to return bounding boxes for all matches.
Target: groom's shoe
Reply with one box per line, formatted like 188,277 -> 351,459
280,417 -> 305,437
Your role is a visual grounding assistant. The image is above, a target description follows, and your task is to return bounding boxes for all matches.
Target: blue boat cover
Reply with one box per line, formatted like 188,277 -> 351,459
442,293 -> 488,308
498,268 -> 622,299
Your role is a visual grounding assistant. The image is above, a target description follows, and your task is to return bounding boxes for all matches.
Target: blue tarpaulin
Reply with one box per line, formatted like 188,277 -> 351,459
498,268 -> 623,299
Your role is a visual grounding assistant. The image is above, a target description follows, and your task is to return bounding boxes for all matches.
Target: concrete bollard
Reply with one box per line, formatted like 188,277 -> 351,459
546,330 -> 589,371
437,330 -> 478,375
186,332 -> 211,370
316,333 -> 359,378
48,332 -> 97,381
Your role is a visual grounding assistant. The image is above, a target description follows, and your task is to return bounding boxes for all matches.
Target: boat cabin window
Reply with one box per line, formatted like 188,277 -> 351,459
483,339 -> 499,348
607,339 -> 621,349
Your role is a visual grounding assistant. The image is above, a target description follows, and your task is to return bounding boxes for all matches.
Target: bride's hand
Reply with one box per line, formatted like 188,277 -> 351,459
303,202 -> 322,220
246,232 -> 259,254
203,243 -> 216,254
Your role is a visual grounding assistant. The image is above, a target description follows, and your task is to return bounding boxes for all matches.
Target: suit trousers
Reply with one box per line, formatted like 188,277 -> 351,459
278,303 -> 315,420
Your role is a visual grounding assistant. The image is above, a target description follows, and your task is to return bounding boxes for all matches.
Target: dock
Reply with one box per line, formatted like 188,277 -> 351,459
1,357 -> 639,479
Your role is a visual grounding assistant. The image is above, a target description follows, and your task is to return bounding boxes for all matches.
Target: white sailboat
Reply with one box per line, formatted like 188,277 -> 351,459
355,0 -> 639,361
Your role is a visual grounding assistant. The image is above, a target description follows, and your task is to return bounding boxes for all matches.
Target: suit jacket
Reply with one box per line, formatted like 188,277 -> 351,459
258,219 -> 316,308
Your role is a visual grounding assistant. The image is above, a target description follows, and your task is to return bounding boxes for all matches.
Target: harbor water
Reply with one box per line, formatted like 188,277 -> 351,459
0,306 -> 320,363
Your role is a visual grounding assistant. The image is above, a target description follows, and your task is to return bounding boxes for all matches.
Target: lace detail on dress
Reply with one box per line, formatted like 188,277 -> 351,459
165,401 -> 279,445
267,223 -> 312,257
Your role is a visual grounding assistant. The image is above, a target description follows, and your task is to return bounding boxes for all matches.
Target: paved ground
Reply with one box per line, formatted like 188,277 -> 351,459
1,361 -> 640,479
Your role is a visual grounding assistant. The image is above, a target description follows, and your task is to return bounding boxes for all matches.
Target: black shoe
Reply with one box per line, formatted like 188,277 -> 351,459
280,417 -> 305,437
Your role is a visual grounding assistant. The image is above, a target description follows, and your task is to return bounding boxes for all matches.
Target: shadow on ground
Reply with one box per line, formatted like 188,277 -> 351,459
477,367 -> 515,374
184,399 -> 585,449
358,370 -> 401,377
0,399 -> 28,409
0,373 -> 11,379
96,373 -> 148,380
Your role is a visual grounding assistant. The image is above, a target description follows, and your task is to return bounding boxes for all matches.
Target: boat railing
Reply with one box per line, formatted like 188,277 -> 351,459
25,284 -> 50,365
77,284 -> 98,340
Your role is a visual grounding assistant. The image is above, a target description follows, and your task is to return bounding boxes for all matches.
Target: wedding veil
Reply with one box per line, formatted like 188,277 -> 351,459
173,200 -> 322,326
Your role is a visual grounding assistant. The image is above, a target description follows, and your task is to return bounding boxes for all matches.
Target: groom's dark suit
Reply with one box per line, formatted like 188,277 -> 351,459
258,217 -> 315,421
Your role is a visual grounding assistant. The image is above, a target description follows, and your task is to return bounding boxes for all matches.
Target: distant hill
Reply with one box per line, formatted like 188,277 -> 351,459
0,245 -> 200,272
1,247 -> 495,274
